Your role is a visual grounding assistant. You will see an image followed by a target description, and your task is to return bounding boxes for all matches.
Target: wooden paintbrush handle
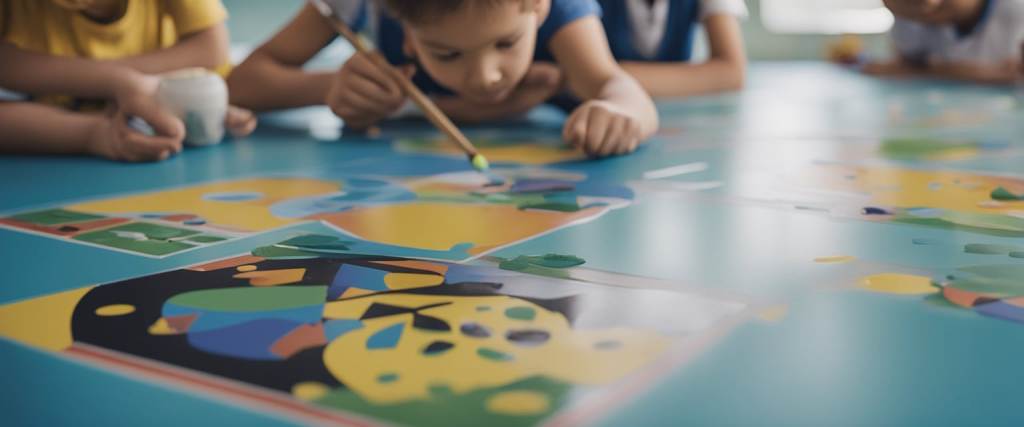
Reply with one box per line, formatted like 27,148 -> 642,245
325,17 -> 478,157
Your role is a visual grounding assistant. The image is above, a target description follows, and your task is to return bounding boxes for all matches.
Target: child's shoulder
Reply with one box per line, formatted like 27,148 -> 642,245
539,0 -> 602,39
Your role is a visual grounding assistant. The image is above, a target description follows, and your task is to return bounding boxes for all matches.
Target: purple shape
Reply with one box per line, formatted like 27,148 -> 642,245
187,318 -> 304,360
976,301 -> 1024,324
183,218 -> 207,225
329,264 -> 390,299
508,179 -> 576,194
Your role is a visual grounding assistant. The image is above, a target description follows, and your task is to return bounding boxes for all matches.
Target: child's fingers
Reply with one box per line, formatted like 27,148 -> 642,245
351,52 -> 404,99
597,117 -> 627,158
129,102 -> 185,140
584,108 -> 611,156
563,106 -> 590,148
226,105 -> 258,137
349,76 -> 404,110
344,87 -> 397,117
117,117 -> 183,159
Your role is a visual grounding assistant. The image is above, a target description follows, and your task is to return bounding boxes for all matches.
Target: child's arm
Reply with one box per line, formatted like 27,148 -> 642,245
550,17 -> 658,157
0,102 -> 178,161
862,48 -> 926,77
0,43 -> 185,160
227,3 -> 338,111
927,59 -> 1022,85
619,14 -> 746,97
112,24 -> 229,74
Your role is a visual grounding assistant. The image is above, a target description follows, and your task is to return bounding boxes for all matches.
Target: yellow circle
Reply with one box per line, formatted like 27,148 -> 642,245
292,381 -> 330,401
95,304 -> 136,316
486,390 -> 550,416
236,265 -> 257,272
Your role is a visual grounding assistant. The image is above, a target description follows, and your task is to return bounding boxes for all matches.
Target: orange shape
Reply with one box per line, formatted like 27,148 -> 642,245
188,255 -> 266,272
370,260 -> 450,276
236,265 -> 258,272
942,286 -> 991,308
271,323 -> 327,359
312,204 -> 606,253
233,268 -> 306,287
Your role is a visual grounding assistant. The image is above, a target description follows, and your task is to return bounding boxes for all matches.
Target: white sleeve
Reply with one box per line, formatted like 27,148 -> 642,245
698,0 -> 748,21
890,18 -> 928,62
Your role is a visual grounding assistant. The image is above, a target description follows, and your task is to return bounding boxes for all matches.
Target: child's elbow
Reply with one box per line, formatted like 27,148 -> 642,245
724,60 -> 747,91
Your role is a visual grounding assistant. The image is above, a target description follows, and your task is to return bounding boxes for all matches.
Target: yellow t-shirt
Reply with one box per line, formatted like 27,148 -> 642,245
0,0 -> 231,110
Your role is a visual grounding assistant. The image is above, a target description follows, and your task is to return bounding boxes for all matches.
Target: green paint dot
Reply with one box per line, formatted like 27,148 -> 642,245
505,306 -> 536,321
476,306 -> 491,312
535,254 -> 586,268
477,348 -> 514,362
471,154 -> 489,172
378,373 -> 399,383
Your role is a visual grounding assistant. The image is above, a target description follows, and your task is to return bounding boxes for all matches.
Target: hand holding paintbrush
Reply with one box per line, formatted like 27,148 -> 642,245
311,0 -> 490,172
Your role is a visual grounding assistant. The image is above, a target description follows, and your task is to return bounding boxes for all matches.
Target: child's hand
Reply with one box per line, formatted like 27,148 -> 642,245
86,110 -> 183,162
225,105 -> 258,137
327,51 -> 415,130
113,73 -> 187,140
563,100 -> 642,158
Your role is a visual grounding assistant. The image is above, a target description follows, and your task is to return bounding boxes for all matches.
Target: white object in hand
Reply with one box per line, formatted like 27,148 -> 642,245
156,68 -> 228,147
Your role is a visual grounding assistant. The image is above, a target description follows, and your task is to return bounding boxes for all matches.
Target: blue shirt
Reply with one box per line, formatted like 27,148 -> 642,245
597,0 -> 701,62
337,0 -> 602,96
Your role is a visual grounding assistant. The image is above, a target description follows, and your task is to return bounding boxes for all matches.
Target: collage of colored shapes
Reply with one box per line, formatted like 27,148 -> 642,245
857,254 -> 1024,325
0,231 -> 752,427
0,208 -> 233,256
1,160 -> 635,258
784,164 -> 1024,237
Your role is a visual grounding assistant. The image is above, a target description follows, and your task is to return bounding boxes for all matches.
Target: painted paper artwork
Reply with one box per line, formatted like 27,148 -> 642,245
0,233 -> 755,427
0,155 -> 633,259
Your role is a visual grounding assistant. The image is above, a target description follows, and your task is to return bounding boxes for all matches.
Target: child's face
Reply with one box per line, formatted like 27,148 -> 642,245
883,0 -> 978,25
402,1 -> 546,104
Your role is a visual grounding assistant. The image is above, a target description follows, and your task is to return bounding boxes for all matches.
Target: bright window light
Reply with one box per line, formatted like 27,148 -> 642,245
761,0 -> 895,34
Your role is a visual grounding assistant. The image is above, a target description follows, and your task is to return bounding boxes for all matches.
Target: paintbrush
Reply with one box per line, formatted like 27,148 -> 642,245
310,0 -> 490,173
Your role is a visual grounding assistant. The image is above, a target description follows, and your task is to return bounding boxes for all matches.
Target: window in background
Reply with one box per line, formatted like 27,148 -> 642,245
761,0 -> 894,34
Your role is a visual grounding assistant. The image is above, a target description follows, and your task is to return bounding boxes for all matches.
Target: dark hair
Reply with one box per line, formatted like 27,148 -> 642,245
380,0 -> 528,24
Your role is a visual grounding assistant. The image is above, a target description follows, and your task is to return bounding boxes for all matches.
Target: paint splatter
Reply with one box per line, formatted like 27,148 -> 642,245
858,274 -> 937,295
963,244 -> 1024,255
991,186 -> 1024,201
814,255 -> 856,263
477,348 -> 514,362
505,307 -> 537,321
95,304 -> 135,316
861,207 -> 891,215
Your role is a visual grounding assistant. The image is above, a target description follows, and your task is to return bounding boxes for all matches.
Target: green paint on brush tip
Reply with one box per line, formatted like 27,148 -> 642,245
471,153 -> 489,172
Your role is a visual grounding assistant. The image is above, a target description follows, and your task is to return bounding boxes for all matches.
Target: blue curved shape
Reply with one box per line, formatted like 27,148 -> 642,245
201,191 -> 265,202
366,323 -> 404,350
187,318 -> 304,360
163,303 -> 324,333
269,179 -> 416,219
